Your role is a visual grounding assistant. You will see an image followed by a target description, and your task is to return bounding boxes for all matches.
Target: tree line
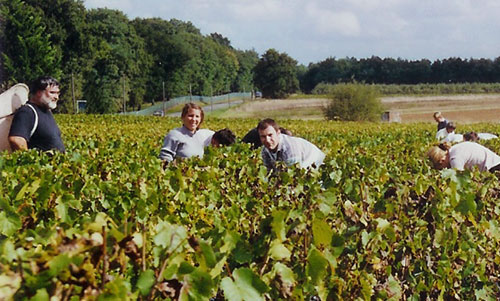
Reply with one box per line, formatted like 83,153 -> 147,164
1,0 -> 500,113
300,56 -> 500,93
0,0 -> 260,113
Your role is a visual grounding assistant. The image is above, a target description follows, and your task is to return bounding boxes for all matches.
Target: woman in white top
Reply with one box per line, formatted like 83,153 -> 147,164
427,141 -> 500,172
159,103 -> 214,162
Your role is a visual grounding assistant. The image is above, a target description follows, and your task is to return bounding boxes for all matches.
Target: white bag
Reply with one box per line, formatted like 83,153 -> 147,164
0,83 -> 30,152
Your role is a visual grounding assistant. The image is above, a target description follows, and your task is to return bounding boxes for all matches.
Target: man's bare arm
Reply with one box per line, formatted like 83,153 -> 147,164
8,136 -> 28,151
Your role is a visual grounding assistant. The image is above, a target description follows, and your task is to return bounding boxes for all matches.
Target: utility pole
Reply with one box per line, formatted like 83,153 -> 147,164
122,77 -> 126,113
71,73 -> 76,114
162,81 -> 166,115
189,83 -> 192,102
210,85 -> 213,112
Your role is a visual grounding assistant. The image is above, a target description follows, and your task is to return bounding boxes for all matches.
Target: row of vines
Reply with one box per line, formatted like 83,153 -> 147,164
311,82 -> 500,96
1,115 -> 500,300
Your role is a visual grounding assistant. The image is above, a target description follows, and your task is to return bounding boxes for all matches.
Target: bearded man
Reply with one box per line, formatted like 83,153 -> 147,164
8,76 -> 65,152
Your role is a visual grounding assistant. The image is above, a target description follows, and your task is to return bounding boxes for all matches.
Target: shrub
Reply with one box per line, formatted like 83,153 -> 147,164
323,83 -> 383,121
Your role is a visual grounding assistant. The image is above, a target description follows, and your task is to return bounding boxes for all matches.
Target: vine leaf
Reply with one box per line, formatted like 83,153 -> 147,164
136,269 -> 155,296
221,268 -> 268,301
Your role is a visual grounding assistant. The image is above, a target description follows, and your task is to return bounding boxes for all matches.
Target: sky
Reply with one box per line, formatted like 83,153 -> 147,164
83,0 -> 500,65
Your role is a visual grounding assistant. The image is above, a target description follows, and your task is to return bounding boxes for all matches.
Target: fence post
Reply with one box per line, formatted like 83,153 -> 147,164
162,81 -> 166,115
210,86 -> 213,112
122,76 -> 126,113
71,73 -> 76,114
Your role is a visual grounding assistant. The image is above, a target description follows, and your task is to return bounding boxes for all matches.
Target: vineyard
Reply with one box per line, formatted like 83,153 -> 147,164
1,115 -> 500,300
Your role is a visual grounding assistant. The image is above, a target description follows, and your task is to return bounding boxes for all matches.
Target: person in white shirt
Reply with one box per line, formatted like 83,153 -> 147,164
436,122 -> 463,143
427,141 -> 500,172
442,132 -> 463,143
159,103 -> 214,162
257,118 -> 325,170
436,126 -> 450,141
463,131 -> 498,142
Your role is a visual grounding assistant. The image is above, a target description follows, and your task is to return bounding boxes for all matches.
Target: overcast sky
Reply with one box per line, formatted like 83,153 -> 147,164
83,0 -> 500,65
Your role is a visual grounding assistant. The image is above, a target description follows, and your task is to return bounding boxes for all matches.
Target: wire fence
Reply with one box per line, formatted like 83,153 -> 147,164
123,92 -> 253,116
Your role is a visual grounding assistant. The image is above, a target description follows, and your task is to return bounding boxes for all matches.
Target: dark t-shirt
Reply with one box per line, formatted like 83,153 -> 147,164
242,128 -> 261,149
9,102 -> 65,152
437,119 -> 449,131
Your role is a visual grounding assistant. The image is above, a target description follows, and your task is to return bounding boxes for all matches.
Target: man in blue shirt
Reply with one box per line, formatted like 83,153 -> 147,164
9,76 -> 65,152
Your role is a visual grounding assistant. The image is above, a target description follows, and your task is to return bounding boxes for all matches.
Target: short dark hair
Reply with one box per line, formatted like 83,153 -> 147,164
445,122 -> 456,130
30,76 -> 59,94
212,128 -> 236,146
257,118 -> 280,132
464,132 -> 479,142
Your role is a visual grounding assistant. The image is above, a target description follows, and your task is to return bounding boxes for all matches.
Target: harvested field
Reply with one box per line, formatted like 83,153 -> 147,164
383,94 -> 500,123
223,94 -> 500,123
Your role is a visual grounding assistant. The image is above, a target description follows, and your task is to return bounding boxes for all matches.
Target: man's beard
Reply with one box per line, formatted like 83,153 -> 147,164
47,100 -> 57,110
42,97 -> 57,109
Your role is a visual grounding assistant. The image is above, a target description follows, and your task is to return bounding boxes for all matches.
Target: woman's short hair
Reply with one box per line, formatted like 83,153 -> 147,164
181,103 -> 204,125
427,143 -> 450,168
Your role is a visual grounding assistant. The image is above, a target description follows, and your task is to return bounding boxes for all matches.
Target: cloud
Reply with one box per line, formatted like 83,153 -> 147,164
305,3 -> 360,36
82,0 -> 500,64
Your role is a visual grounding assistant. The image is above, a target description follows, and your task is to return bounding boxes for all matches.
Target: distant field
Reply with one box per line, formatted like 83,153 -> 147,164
221,94 -> 500,123
384,94 -> 500,123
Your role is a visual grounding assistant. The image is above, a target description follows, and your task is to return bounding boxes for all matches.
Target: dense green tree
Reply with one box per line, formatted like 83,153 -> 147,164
0,0 -> 61,86
0,3 -> 5,88
132,18 -> 200,101
132,18 -> 241,100
210,32 -> 232,48
23,0 -> 89,112
83,8 -> 151,113
253,49 -> 299,98
324,83 -> 383,121
233,49 -> 259,92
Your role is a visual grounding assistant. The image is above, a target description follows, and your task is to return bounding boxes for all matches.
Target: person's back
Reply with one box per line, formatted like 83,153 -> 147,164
477,133 -> 498,140
272,134 -> 325,168
8,76 -> 65,152
449,142 -> 500,171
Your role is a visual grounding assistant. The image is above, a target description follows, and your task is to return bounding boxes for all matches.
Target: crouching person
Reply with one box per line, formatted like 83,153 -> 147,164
427,141 -> 500,172
211,128 -> 236,147
257,118 -> 325,170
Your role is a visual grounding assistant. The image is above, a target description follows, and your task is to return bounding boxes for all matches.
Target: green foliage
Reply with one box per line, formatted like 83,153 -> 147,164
83,8 -> 152,113
23,0 -> 89,113
302,56 -> 500,93
324,83 -> 383,121
253,49 -> 299,98
313,82 -> 500,96
131,18 -> 242,104
1,0 -> 62,85
1,116 -> 500,299
233,50 -> 259,92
